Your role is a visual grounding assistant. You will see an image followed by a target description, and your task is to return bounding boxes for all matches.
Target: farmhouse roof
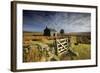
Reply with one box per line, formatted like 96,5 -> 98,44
45,26 -> 57,32
49,28 -> 56,32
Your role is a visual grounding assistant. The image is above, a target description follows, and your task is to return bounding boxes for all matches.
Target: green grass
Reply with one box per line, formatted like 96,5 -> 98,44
71,44 -> 91,60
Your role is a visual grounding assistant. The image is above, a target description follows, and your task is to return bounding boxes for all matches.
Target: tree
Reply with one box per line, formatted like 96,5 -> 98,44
60,29 -> 64,35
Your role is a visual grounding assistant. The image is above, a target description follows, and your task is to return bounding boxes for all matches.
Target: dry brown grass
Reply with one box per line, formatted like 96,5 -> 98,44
23,32 -> 91,62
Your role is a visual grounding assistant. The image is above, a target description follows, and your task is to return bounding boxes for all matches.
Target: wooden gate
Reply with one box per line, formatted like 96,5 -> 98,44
47,38 -> 71,61
55,38 -> 70,56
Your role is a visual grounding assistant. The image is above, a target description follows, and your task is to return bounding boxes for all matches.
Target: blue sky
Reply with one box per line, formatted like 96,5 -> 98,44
23,10 -> 91,33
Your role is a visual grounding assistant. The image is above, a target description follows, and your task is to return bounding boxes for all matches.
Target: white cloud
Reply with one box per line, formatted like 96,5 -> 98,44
47,12 -> 91,32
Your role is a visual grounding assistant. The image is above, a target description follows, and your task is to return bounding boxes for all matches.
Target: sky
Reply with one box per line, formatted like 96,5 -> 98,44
23,10 -> 91,33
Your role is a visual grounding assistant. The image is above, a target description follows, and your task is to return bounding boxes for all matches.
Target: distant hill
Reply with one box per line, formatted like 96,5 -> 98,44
59,32 -> 91,36
23,31 -> 91,36
23,31 -> 43,36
